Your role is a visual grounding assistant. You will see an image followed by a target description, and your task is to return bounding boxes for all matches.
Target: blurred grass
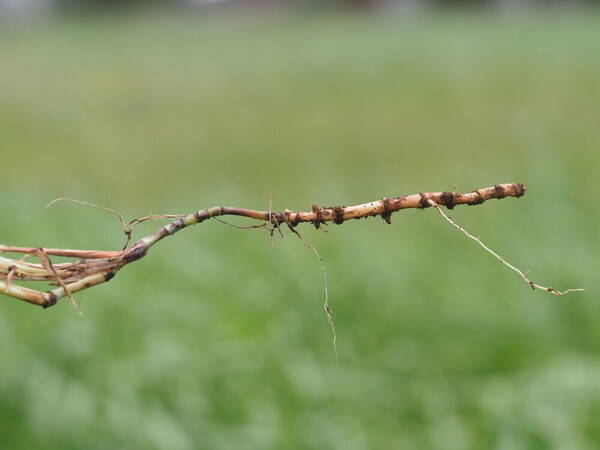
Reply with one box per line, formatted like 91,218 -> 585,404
0,9 -> 599,450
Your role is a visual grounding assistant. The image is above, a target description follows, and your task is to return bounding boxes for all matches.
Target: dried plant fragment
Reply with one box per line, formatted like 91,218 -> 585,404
0,183 -> 581,311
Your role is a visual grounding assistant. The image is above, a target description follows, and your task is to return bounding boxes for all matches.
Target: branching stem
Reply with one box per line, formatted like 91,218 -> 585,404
0,183 -> 582,310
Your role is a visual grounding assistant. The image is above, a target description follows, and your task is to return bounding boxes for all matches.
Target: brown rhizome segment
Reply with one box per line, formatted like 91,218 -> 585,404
0,183 -> 582,310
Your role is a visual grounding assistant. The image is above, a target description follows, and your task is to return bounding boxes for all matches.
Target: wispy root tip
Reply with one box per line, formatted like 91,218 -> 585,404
427,199 -> 583,297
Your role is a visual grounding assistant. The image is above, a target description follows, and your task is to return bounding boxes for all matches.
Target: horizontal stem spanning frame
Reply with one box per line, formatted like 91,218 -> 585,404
0,183 -> 536,308
139,183 -> 526,248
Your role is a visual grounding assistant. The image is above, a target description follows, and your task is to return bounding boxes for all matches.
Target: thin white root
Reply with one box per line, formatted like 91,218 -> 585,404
428,199 -> 584,296
211,214 -> 339,364
287,224 -> 338,366
47,197 -> 128,233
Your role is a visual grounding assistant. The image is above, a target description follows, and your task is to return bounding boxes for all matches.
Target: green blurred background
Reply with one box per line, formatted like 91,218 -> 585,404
0,7 -> 599,449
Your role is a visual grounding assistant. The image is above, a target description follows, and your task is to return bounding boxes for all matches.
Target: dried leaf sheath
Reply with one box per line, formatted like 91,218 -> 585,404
0,182 -> 567,310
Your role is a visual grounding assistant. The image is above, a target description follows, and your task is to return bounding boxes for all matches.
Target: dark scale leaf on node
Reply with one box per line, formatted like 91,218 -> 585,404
333,206 -> 345,225
439,191 -> 456,209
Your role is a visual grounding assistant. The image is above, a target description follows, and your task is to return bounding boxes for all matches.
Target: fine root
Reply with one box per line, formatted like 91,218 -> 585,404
287,224 -> 338,365
427,199 -> 584,296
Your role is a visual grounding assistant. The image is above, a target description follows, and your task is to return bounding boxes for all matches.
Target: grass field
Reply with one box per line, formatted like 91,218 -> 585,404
0,9 -> 599,449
